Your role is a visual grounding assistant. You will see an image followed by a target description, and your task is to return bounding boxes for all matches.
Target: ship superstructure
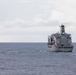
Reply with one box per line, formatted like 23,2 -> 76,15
48,25 -> 73,52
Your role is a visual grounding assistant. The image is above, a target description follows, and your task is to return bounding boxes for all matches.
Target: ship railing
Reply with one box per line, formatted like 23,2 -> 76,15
55,44 -> 73,48
55,46 -> 73,48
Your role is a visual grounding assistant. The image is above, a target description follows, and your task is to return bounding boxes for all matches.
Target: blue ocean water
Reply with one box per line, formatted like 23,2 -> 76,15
0,43 -> 76,75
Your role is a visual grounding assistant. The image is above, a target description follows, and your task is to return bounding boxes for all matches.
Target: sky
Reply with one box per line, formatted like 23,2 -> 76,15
0,0 -> 76,42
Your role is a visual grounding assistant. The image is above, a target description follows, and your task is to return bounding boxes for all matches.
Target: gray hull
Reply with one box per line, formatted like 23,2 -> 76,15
48,45 -> 73,52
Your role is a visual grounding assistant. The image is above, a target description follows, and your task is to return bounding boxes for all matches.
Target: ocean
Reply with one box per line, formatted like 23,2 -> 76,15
0,43 -> 76,75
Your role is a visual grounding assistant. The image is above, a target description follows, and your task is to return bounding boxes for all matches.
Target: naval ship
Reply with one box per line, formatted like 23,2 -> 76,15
48,25 -> 73,52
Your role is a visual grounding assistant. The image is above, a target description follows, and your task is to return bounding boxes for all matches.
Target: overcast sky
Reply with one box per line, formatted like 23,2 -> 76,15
0,0 -> 76,42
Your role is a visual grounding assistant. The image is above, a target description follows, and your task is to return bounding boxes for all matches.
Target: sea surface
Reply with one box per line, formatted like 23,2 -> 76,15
0,43 -> 76,75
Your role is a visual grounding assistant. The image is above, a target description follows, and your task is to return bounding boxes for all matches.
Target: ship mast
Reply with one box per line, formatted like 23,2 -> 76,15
60,25 -> 65,34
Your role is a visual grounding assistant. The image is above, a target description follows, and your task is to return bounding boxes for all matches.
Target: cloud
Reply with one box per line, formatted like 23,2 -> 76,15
48,0 -> 76,23
0,19 -> 28,28
0,0 -> 76,42
0,23 -> 59,42
19,0 -> 32,3
0,18 -> 59,28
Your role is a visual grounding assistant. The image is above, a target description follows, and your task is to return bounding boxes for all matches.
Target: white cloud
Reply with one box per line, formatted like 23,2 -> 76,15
48,0 -> 76,23
0,0 -> 76,42
19,0 -> 32,3
49,10 -> 65,22
0,25 -> 59,42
